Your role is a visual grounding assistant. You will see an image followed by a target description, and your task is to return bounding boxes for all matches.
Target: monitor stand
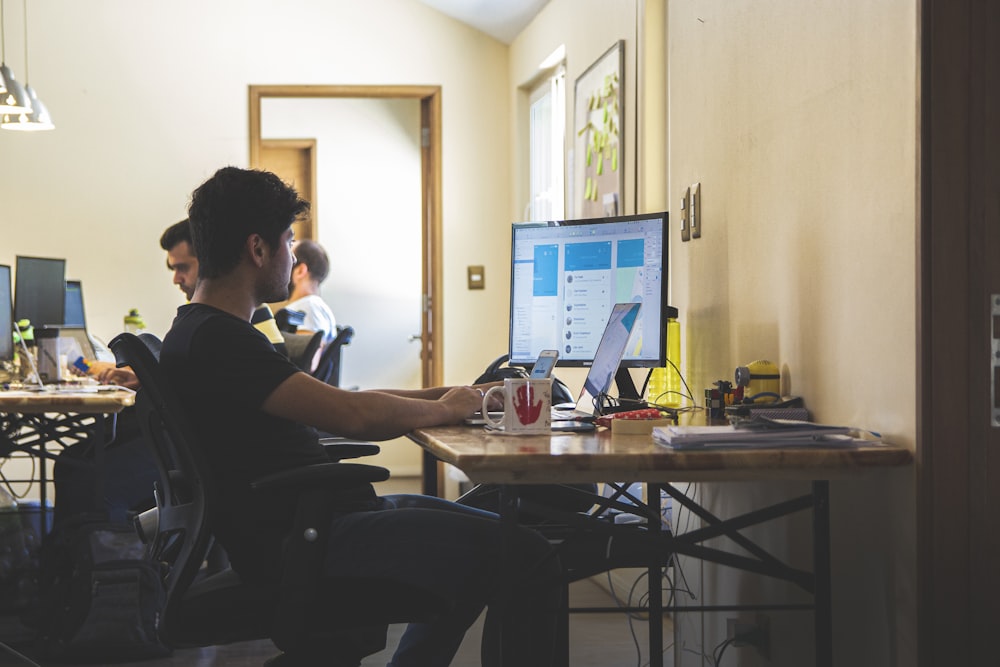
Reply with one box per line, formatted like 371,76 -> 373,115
615,368 -> 643,403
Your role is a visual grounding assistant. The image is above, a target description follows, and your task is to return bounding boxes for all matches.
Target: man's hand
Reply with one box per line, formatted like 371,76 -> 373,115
88,361 -> 141,390
439,385 -> 488,422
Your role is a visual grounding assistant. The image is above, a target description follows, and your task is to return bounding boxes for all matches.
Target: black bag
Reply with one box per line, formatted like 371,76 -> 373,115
30,514 -> 171,662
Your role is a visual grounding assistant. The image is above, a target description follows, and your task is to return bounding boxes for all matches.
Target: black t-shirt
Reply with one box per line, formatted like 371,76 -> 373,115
160,303 -> 372,580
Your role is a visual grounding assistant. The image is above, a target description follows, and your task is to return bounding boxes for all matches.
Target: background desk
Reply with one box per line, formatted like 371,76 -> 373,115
0,388 -> 136,516
409,425 -> 912,667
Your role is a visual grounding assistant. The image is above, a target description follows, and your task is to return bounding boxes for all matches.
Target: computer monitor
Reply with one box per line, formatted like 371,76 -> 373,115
508,212 -> 668,368
0,265 -> 13,362
14,256 -> 66,329
64,280 -> 87,328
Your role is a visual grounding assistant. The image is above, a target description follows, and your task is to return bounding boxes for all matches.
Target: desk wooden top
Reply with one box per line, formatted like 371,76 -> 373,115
409,425 -> 913,484
0,388 -> 135,414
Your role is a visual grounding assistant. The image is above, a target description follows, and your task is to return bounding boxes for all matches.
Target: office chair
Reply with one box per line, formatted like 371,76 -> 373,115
312,325 -> 354,386
280,330 -> 325,373
109,333 -> 450,665
274,308 -> 306,334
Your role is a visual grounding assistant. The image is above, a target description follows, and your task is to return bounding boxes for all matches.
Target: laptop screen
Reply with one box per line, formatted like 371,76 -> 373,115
64,280 -> 86,328
0,265 -> 12,362
575,302 -> 642,415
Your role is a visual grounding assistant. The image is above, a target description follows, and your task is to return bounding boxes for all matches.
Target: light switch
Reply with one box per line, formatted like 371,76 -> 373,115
680,187 -> 690,242
467,265 -> 485,290
690,183 -> 701,239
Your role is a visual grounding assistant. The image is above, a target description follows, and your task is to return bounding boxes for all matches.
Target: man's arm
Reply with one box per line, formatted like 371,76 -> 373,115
87,361 -> 141,390
372,381 -> 501,401
261,372 -> 483,440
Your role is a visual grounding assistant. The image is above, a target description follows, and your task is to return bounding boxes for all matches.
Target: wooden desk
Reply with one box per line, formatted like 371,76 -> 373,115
0,388 -> 136,515
409,425 -> 912,667
0,388 -> 135,415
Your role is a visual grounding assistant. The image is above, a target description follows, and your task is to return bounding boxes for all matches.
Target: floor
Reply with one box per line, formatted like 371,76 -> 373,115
0,477 -> 676,667
1,577 -> 672,667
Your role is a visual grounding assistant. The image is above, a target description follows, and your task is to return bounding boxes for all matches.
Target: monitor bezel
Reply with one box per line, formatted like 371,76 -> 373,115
507,211 -> 669,369
14,255 -> 67,330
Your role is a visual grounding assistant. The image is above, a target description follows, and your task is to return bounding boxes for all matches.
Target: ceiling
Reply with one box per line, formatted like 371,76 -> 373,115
414,0 -> 551,44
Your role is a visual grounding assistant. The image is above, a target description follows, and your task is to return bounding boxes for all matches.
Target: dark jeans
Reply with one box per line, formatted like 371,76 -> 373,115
52,408 -> 158,525
324,494 -> 560,667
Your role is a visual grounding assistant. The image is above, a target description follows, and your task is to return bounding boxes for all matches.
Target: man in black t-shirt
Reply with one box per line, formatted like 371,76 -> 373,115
161,166 -> 559,667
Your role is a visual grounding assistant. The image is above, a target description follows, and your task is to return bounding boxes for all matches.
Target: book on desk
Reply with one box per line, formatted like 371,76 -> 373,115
652,418 -> 881,449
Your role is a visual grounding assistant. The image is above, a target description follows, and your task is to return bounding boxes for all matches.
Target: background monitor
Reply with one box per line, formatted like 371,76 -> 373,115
0,265 -> 12,362
14,256 -> 66,329
508,212 -> 668,368
64,279 -> 87,328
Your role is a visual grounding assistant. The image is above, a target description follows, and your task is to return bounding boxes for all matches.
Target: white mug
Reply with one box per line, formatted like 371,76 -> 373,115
482,378 -> 552,433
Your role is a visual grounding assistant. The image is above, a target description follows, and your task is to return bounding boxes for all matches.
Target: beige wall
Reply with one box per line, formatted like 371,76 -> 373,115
512,0 -> 918,664
666,1 -> 917,665
0,0 -> 508,388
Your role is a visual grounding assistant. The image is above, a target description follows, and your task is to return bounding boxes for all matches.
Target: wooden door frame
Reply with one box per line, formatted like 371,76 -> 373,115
918,0 -> 1000,663
259,138 -> 318,238
249,85 -> 443,387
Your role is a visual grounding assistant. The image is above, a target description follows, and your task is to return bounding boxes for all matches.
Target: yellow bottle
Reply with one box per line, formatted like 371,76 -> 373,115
124,308 -> 146,334
646,307 -> 681,407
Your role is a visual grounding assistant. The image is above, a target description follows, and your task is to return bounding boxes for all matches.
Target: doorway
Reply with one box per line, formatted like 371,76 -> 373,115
248,85 -> 444,389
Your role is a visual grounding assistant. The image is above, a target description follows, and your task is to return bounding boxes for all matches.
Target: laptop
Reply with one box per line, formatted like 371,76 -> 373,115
552,301 -> 642,425
468,302 -> 642,431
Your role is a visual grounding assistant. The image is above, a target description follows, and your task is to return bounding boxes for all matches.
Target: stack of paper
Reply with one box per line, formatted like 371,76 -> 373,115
652,418 -> 877,449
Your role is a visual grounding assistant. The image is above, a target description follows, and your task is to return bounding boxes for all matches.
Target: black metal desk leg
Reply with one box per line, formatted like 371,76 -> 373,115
647,482 -> 664,667
813,480 -> 832,667
421,448 -> 439,497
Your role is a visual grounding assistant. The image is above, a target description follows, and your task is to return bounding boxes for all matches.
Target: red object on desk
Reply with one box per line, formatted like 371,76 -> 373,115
594,408 -> 665,428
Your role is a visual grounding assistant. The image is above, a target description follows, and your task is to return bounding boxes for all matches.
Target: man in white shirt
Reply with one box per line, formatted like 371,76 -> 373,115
285,239 -> 337,346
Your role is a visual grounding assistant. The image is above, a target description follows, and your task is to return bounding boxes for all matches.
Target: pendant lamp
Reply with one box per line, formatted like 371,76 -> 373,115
1,0 -> 52,130
0,0 -> 31,115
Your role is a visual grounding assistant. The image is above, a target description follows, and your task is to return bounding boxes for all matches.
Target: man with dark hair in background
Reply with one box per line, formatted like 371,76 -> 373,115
159,219 -> 200,301
161,166 -> 559,667
285,239 -> 337,346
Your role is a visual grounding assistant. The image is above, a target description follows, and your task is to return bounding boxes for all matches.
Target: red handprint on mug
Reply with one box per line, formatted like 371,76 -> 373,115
513,383 -> 543,425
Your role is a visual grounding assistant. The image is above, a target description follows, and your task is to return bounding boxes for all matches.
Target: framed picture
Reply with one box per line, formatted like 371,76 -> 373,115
574,40 -> 624,218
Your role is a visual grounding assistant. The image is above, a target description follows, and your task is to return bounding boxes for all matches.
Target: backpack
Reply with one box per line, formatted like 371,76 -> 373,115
28,514 -> 171,662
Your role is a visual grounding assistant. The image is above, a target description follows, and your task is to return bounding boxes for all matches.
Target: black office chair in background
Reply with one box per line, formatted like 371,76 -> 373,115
281,330 -> 325,373
109,333 -> 450,665
312,325 -> 354,386
274,308 -> 306,334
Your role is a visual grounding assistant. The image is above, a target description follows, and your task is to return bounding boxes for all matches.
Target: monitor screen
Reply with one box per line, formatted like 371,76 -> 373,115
14,256 -> 67,329
508,212 -> 668,367
64,280 -> 87,328
0,265 -> 13,362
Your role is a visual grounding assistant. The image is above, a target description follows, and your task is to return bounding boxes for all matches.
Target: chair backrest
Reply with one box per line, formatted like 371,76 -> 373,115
274,308 -> 306,333
281,330 -> 325,372
313,325 -> 354,386
109,332 -> 217,646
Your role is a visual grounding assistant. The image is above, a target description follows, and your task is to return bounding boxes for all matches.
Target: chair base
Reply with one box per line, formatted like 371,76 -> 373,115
264,651 -> 360,667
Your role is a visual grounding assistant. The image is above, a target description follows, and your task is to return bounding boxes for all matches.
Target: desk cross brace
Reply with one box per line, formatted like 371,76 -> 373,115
662,483 -> 816,592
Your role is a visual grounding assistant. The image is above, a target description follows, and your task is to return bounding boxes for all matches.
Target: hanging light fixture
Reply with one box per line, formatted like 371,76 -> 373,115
2,0 -> 52,130
0,0 -> 32,115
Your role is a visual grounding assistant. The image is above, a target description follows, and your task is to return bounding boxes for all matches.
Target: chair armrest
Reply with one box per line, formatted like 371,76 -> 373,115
249,462 -> 389,493
319,438 -> 381,460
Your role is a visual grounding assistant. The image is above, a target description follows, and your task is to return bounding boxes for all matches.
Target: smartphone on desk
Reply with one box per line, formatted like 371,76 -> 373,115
529,349 -> 559,379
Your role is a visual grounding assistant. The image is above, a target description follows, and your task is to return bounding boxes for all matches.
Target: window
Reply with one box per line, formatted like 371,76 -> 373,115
528,65 -> 566,221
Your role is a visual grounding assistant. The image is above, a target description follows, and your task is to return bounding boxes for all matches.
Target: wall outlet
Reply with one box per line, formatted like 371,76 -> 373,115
727,614 -> 770,659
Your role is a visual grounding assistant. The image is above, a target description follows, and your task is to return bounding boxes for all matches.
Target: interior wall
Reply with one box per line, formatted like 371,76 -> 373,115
0,0 -> 509,388
667,1 -> 918,665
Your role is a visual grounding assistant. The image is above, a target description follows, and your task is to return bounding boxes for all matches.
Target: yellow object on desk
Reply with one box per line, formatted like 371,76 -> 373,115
611,417 -> 674,435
